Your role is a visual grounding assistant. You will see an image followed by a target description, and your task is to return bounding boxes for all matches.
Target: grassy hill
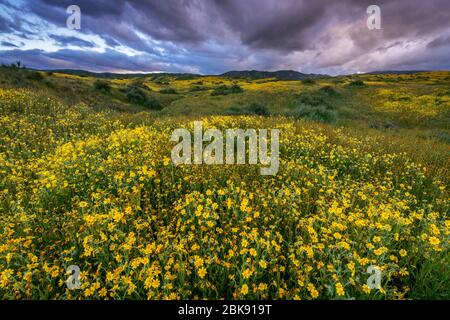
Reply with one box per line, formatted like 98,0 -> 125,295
1,66 -> 449,138
220,70 -> 328,80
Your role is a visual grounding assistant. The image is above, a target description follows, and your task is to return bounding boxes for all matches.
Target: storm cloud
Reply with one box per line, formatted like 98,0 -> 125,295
1,0 -> 449,74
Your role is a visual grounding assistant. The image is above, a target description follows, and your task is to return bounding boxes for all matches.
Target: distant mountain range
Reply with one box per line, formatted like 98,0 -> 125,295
39,68 -> 329,80
43,69 -> 191,79
37,68 -> 432,80
366,70 -> 429,75
220,70 -> 328,80
44,69 -> 151,78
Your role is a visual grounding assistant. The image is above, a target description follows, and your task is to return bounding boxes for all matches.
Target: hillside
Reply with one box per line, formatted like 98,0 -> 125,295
1,66 -> 449,140
221,70 -> 328,80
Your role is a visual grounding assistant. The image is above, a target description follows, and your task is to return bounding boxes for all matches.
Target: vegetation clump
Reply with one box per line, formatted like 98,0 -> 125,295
93,80 -> 112,93
319,85 -> 339,97
348,80 -> 366,87
226,103 -> 270,116
159,87 -> 177,94
286,104 -> 337,123
153,77 -> 170,85
301,79 -> 316,85
211,84 -> 244,96
125,86 -> 162,110
285,91 -> 338,123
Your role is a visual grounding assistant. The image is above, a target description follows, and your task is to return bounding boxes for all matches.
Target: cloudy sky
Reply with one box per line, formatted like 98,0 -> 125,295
1,0 -> 450,75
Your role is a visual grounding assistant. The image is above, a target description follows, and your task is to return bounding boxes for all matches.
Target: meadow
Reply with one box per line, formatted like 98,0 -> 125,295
0,67 -> 448,299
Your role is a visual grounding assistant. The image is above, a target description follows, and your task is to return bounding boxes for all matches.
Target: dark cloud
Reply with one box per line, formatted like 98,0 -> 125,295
428,36 -> 450,49
40,0 -> 128,19
27,0 -> 206,45
0,17 -> 13,33
1,0 -> 450,74
212,0 -> 329,51
102,36 -> 120,47
0,40 -> 20,47
0,48 -> 192,73
49,35 -> 95,48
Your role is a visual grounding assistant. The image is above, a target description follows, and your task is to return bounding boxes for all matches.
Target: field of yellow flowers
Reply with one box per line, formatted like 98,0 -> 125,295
0,86 -> 449,300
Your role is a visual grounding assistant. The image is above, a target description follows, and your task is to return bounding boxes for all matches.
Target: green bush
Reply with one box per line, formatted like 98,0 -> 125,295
93,80 -> 111,93
347,80 -> 366,87
297,92 -> 332,109
130,79 -> 149,90
26,71 -> 44,81
189,86 -> 205,92
230,84 -> 244,93
153,77 -> 169,85
286,104 -> 337,123
431,130 -> 450,144
159,87 -> 177,94
225,106 -> 243,115
147,97 -> 163,111
211,84 -> 244,96
319,86 -> 339,97
301,79 -> 316,85
125,86 -> 146,104
245,103 -> 270,116
125,86 -> 162,110
225,103 -> 270,116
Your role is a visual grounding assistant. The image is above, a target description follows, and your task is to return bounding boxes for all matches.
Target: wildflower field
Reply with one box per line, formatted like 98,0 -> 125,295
0,69 -> 449,300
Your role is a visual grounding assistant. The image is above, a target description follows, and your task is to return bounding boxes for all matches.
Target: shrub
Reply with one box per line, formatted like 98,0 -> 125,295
159,87 -> 177,94
43,78 -> 55,88
211,84 -> 244,96
225,103 -> 270,116
26,71 -> 44,81
293,89 -> 341,121
125,86 -> 146,104
348,80 -> 366,87
153,77 -> 169,85
297,92 -> 332,109
225,106 -> 243,115
301,79 -> 316,85
6,68 -> 27,85
319,86 -> 339,97
130,79 -> 149,90
7,61 -> 25,69
211,86 -> 228,96
431,130 -> 450,144
230,84 -> 244,93
245,103 -> 270,116
286,104 -> 337,123
143,96 -> 162,111
125,86 -> 162,110
93,80 -> 111,93
189,86 -> 204,92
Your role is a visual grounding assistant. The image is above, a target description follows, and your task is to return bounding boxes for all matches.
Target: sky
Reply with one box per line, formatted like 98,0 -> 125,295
0,0 -> 450,75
